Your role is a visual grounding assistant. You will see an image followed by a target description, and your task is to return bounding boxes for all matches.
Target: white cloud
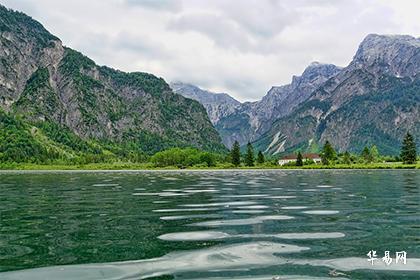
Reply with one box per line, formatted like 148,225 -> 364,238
124,0 -> 182,12
1,0 -> 419,101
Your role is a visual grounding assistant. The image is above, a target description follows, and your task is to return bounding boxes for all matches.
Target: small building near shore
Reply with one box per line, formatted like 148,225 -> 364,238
278,153 -> 322,165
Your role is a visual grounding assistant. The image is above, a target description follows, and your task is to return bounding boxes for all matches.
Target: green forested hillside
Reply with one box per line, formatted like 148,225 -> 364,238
0,110 -> 145,163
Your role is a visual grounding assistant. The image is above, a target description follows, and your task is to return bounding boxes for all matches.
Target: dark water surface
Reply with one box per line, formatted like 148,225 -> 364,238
0,170 -> 419,279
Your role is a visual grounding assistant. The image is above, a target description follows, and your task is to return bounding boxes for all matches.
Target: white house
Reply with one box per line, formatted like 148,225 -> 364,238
278,153 -> 322,165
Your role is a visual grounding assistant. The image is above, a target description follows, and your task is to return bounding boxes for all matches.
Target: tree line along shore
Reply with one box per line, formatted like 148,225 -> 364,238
0,133 -> 417,170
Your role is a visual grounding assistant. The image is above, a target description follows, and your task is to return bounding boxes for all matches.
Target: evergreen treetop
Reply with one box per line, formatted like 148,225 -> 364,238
321,141 -> 336,165
245,142 -> 255,167
370,145 -> 379,163
231,141 -> 241,166
257,151 -> 265,164
361,146 -> 372,163
343,151 -> 352,164
400,132 -> 417,164
296,151 -> 303,166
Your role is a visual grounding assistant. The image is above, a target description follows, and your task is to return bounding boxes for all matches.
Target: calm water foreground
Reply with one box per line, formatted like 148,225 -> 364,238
0,170 -> 419,280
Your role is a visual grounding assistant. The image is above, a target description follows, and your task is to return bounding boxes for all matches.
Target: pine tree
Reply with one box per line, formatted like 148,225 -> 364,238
231,141 -> 241,166
257,151 -> 265,164
400,132 -> 417,164
296,151 -> 303,166
361,146 -> 371,163
342,151 -> 351,164
370,145 -> 379,163
321,141 -> 336,165
245,142 -> 255,167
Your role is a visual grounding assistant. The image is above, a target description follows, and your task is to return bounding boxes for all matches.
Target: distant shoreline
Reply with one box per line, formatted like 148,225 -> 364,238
0,162 -> 418,172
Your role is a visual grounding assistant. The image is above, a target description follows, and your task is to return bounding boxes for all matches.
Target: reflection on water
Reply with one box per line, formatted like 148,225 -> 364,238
0,170 -> 419,279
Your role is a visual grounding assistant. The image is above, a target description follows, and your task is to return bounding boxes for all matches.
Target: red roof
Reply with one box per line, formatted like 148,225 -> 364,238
281,153 -> 321,160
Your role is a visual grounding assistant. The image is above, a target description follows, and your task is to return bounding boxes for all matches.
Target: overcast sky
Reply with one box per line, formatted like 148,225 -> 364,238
2,0 -> 419,101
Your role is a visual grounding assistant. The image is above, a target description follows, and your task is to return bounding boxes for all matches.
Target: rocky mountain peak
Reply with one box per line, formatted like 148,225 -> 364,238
170,82 -> 241,125
170,82 -> 240,105
351,34 -> 420,78
291,62 -> 342,88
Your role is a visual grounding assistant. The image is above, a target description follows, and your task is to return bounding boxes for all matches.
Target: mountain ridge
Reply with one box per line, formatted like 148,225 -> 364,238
206,62 -> 342,147
0,4 -> 225,163
174,33 -> 419,155
253,33 -> 420,155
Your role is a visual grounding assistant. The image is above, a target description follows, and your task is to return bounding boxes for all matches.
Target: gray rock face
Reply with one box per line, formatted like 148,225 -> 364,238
215,62 -> 342,147
170,82 -> 241,125
352,34 -> 420,78
252,62 -> 342,130
253,34 -> 420,155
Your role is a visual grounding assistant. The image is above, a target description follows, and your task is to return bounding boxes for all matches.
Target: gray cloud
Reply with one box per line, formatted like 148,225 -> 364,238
124,0 -> 182,11
169,13 -> 255,51
216,0 -> 299,38
113,32 -> 171,59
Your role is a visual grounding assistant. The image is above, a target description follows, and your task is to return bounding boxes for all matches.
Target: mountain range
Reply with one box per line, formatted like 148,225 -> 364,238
0,5 -> 225,163
174,35 -> 420,155
171,63 -> 341,148
1,4 -> 418,162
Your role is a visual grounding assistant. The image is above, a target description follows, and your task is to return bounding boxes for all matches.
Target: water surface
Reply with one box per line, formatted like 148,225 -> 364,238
0,170 -> 419,279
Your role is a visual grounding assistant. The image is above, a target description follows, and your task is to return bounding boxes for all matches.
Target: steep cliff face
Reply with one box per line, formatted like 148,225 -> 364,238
170,82 -> 241,125
0,5 -> 225,155
254,34 -> 420,155
215,62 -> 341,147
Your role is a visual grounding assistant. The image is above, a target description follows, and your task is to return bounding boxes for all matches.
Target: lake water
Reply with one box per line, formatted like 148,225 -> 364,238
0,170 -> 419,279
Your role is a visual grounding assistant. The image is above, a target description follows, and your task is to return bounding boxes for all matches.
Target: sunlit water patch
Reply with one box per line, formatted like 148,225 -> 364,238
231,210 -> 266,214
159,231 -> 345,241
153,207 -> 219,212
191,215 -> 295,227
302,210 -> 340,215
281,206 -> 309,210
316,185 -> 335,188
160,214 -> 222,221
181,201 -> 258,207
269,195 -> 297,199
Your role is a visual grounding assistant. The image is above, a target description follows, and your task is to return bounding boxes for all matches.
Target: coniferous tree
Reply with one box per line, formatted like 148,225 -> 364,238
296,151 -> 303,166
245,142 -> 255,166
257,151 -> 265,164
231,141 -> 241,166
370,145 -> 379,163
361,146 -> 371,163
343,151 -> 352,165
321,141 -> 336,165
400,132 -> 417,164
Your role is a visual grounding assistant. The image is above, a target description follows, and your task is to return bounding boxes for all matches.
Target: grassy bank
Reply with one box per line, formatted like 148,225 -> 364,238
0,162 -> 418,170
